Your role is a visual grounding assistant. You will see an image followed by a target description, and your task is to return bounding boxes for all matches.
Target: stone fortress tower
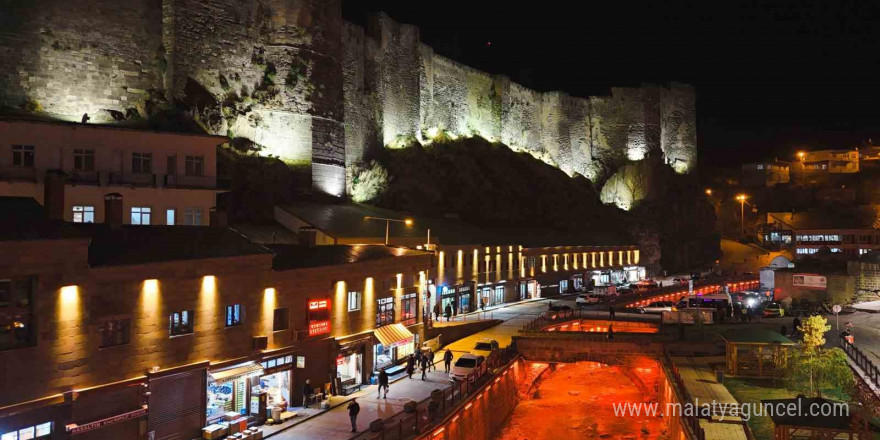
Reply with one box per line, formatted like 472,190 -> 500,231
0,1 -> 696,204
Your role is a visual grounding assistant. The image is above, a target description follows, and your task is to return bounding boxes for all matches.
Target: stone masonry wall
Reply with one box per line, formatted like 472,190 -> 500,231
0,5 -> 696,198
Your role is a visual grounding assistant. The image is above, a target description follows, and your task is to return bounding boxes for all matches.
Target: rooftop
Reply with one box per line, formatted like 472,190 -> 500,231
270,244 -> 431,270
277,201 -> 633,247
719,328 -> 795,345
0,197 -> 82,241
0,116 -> 228,140
72,224 -> 272,267
767,209 -> 880,230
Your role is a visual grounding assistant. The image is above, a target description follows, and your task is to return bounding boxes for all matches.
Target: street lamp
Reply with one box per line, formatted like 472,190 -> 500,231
796,151 -> 806,161
364,216 -> 413,245
705,188 -> 712,196
736,194 -> 747,237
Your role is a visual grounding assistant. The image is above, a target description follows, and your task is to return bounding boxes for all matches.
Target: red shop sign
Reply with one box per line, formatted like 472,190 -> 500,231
308,320 -> 331,336
66,406 -> 148,435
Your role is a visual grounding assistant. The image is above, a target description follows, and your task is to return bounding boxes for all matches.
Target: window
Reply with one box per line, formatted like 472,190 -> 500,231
72,205 -> 95,223
183,208 -> 202,226
99,318 -> 131,348
0,277 -> 35,351
169,310 -> 194,336
185,156 -> 205,176
166,209 -> 175,225
73,149 -> 94,171
376,297 -> 394,326
1,422 -> 51,440
225,304 -> 243,327
166,155 -> 177,175
401,293 -> 417,323
273,308 -> 289,331
131,207 -> 151,225
12,145 -> 34,167
347,291 -> 361,312
756,164 -> 764,170
132,152 -> 152,174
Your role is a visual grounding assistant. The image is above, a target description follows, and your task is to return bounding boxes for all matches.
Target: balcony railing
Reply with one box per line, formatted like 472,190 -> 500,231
109,172 -> 156,187
164,174 -> 216,189
68,171 -> 101,185
0,166 -> 38,182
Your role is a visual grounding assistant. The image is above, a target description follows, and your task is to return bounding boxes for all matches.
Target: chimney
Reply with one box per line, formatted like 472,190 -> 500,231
43,170 -> 66,220
209,207 -> 228,228
298,226 -> 317,247
104,193 -> 123,226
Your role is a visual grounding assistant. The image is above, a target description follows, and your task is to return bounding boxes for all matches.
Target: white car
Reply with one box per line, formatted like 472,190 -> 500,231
576,294 -> 603,306
638,301 -> 676,314
449,353 -> 484,382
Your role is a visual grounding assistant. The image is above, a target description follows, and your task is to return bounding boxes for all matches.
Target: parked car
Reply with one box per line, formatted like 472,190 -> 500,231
762,302 -> 784,318
673,277 -> 690,286
634,280 -> 659,290
638,301 -> 676,314
449,353 -> 484,381
472,338 -> 499,355
543,304 -> 573,319
576,294 -> 604,306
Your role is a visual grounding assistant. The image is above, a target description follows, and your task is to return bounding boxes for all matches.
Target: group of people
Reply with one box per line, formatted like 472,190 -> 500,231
405,348 -> 437,380
434,302 -> 456,322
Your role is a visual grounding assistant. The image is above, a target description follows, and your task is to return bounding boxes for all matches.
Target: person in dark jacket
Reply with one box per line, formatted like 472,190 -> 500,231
406,355 -> 415,379
347,398 -> 360,432
302,379 -> 313,408
377,369 -> 389,399
428,349 -> 436,371
444,304 -> 452,321
607,324 -> 614,341
420,354 -> 429,380
609,305 -> 616,318
434,302 -> 441,322
444,349 -> 454,373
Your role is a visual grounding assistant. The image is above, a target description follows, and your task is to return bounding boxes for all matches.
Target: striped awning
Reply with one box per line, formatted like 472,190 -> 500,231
210,362 -> 263,383
374,323 -> 414,349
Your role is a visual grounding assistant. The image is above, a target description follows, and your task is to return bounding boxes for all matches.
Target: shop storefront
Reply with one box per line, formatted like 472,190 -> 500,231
335,338 -> 368,395
479,285 -> 491,308
373,323 -> 415,372
494,283 -> 505,305
573,274 -> 584,291
457,283 -> 473,313
255,355 -> 295,413
518,279 -> 538,300
440,285 -> 456,315
207,362 -> 264,423
624,266 -> 646,283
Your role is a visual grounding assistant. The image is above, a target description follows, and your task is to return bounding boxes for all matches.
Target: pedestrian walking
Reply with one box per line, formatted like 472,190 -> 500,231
792,316 -> 801,337
377,369 -> 389,399
420,354 -> 429,380
444,349 -> 453,373
609,305 -> 616,318
444,304 -> 452,322
434,302 -> 441,322
347,398 -> 360,432
302,379 -> 313,408
428,349 -> 436,371
607,324 -> 614,341
406,355 -> 415,379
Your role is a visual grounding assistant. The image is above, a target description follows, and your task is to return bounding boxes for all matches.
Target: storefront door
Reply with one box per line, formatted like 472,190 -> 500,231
337,352 -> 363,387
480,287 -> 491,308
494,285 -> 505,305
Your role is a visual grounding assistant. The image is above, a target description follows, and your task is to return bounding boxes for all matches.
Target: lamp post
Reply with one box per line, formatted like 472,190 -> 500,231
364,216 -> 413,245
736,194 -> 747,237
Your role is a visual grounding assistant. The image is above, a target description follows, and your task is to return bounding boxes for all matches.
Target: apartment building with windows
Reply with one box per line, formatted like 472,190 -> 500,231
761,211 -> 880,258
0,197 -> 432,440
741,161 -> 791,187
0,118 -> 223,226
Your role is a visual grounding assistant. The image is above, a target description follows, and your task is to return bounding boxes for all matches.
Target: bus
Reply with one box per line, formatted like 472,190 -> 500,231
677,293 -> 732,311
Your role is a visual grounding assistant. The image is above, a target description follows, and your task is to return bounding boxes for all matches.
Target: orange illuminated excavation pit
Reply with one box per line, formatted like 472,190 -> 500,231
495,360 -> 669,440
543,319 -> 659,334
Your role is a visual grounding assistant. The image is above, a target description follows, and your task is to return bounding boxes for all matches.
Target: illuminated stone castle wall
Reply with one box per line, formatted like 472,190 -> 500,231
0,4 -> 696,199
344,14 -> 698,201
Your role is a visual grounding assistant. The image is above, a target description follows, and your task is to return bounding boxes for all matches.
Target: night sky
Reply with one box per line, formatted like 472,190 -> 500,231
343,0 -> 880,169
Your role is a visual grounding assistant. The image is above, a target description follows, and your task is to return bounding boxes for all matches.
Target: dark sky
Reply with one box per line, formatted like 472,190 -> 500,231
343,0 -> 880,168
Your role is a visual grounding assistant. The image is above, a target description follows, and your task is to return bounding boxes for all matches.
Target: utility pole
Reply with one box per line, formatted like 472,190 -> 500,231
364,216 -> 413,245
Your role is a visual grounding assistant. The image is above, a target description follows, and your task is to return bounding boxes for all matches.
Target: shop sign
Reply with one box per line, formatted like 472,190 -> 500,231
309,299 -> 329,310
336,356 -> 344,366
296,356 -> 305,369
308,320 -> 331,336
261,355 -> 294,374
793,274 -> 826,289
66,406 -> 148,435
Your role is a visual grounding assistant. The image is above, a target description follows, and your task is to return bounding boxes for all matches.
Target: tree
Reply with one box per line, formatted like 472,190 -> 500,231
785,315 -> 854,398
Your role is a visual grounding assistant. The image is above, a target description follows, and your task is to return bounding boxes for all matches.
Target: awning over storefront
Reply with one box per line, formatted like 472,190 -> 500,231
209,362 -> 263,383
374,323 -> 414,349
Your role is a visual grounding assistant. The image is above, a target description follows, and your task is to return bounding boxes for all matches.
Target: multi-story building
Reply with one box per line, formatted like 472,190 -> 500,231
275,202 -> 645,319
761,211 -> 880,258
0,118 -> 223,225
0,196 -> 432,440
792,149 -> 860,175
741,161 -> 790,187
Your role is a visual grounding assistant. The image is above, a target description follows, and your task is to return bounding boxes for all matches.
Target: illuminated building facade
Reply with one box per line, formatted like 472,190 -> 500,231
0,119 -> 223,225
0,197 -> 431,440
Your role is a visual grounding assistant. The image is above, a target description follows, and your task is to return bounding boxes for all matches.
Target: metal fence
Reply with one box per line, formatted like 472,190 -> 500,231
840,336 -> 880,390
357,345 -> 519,440
662,348 -> 707,440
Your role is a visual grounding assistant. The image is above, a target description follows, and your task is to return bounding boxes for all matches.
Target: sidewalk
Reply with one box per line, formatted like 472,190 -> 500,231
267,363 -> 453,440
671,356 -> 749,440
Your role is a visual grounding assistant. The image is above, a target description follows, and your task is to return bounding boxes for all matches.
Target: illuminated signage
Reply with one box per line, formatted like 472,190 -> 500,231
308,320 -> 331,336
309,299 -> 329,310
793,274 -> 826,289
67,406 -> 148,435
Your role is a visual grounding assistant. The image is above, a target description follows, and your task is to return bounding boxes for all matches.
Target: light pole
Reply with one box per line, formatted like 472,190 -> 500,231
364,216 -> 413,245
736,194 -> 747,237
